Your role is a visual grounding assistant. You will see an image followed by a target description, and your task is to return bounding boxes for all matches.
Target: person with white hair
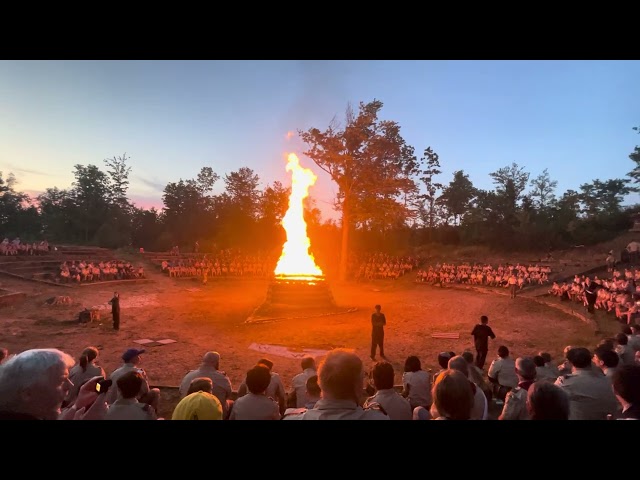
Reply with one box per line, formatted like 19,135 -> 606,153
0,348 -> 74,420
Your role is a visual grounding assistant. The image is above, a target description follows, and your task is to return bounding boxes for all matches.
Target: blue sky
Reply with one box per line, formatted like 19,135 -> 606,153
0,60 -> 638,219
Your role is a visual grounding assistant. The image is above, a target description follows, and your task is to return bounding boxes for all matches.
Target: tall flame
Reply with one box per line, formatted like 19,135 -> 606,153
274,153 -> 323,278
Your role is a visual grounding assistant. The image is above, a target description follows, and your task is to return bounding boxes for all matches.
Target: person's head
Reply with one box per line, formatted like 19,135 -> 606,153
432,369 -> 474,420
615,333 -> 628,346
612,365 -> 640,408
631,324 -> 640,335
122,348 -> 145,365
187,377 -> 213,396
437,352 -> 452,369
448,355 -> 469,378
0,348 -> 75,419
540,352 -> 552,364
317,348 -> 364,402
257,358 -> 274,371
593,346 -> 619,371
374,304 -> 381,313
300,356 -> 315,371
461,351 -> 474,365
306,374 -> 321,398
0,347 -> 9,364
404,355 -> 422,373
515,357 -> 537,382
597,338 -> 615,351
497,346 -> 510,359
78,347 -> 99,372
172,391 -> 222,420
246,364 -> 272,395
116,370 -> 144,399
526,381 -> 570,420
371,361 -> 395,390
480,315 -> 488,324
533,355 -> 546,368
621,325 -> 633,336
202,352 -> 220,369
569,347 -> 593,369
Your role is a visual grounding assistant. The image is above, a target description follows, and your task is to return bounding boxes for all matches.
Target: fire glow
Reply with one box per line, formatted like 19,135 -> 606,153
274,153 -> 323,281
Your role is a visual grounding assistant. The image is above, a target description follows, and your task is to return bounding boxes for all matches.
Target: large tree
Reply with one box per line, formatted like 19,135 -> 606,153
298,99 -> 420,280
439,170 -> 475,226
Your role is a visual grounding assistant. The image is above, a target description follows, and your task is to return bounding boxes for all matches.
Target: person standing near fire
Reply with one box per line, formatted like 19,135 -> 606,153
371,305 -> 387,361
109,292 -> 120,331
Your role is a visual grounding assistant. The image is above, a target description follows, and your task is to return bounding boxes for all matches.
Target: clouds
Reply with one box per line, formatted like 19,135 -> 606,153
134,175 -> 166,193
1,163 -> 49,177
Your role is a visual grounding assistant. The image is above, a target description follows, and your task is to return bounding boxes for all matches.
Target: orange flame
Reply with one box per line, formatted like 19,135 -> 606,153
274,153 -> 323,279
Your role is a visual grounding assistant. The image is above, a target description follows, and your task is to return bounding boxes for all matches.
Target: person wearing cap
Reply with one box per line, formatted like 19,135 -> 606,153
498,357 -> 537,420
106,348 -> 160,413
172,391 -> 222,420
179,351 -> 234,419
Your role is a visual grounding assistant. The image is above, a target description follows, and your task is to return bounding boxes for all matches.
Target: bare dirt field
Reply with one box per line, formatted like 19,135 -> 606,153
1,264 -> 618,407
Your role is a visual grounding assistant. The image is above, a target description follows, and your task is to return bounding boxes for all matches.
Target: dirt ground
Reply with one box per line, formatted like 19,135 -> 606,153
0,263 -> 614,394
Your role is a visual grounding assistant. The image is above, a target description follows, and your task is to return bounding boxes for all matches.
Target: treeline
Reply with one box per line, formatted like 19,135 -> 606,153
0,100 -> 638,280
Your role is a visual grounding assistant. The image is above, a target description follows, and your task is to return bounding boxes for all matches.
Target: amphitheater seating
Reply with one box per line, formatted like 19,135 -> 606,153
0,245 -> 151,287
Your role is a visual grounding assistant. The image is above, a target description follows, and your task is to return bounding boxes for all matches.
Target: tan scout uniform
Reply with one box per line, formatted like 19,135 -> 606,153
500,382 -> 533,420
229,393 -> 280,420
554,369 -> 618,420
179,366 -> 233,416
282,399 -> 390,420
364,389 -> 412,420
488,357 -> 518,389
105,398 -> 156,420
291,368 -> 317,408
106,364 -> 150,404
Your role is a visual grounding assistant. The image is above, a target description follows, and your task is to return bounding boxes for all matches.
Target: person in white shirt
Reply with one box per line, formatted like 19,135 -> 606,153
401,355 -> 432,410
289,356 -> 317,408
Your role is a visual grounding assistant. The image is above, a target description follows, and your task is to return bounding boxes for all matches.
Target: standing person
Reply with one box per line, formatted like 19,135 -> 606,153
508,271 -> 518,299
370,304 -> 386,360
471,315 -> 495,369
109,292 -> 120,331
583,277 -> 598,315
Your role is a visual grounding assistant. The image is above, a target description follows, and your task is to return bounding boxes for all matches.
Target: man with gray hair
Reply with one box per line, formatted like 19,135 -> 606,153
179,351 -> 233,419
499,356 -> 537,420
0,348 -> 74,420
429,355 -> 487,420
283,349 -> 389,420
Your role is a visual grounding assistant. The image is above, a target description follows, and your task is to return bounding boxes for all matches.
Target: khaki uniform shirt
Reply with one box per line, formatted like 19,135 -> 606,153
282,399 -> 390,420
555,369 -> 619,420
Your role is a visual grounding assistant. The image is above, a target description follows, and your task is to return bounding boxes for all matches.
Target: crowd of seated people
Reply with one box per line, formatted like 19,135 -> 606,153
415,263 -> 551,290
1,237 -> 52,256
350,253 -> 422,281
549,267 -> 640,324
58,260 -> 144,283
2,318 -> 638,420
160,249 -> 279,279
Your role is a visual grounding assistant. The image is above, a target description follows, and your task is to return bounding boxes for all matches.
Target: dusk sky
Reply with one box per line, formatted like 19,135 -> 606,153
1,60 -> 638,220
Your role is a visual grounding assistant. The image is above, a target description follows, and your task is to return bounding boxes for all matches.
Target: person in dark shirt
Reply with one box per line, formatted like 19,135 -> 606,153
109,292 -> 120,331
371,304 -> 387,360
471,315 -> 495,369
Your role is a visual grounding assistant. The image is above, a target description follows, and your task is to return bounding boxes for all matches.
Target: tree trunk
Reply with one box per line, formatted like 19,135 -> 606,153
339,203 -> 350,282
